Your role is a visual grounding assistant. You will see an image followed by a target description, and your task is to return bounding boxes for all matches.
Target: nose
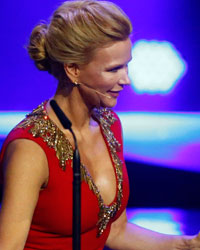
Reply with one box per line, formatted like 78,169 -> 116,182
118,66 -> 131,86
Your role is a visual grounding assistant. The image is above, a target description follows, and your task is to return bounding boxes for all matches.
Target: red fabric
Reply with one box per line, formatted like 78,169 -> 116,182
0,110 -> 129,250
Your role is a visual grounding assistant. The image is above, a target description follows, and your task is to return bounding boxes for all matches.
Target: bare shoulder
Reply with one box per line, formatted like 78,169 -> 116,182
3,139 -> 47,175
2,138 -> 48,186
0,139 -> 49,249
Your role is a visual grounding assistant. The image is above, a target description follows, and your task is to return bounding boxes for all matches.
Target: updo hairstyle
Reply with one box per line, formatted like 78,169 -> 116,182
27,0 -> 132,86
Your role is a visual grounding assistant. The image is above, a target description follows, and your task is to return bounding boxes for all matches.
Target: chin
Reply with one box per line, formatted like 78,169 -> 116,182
101,99 -> 117,108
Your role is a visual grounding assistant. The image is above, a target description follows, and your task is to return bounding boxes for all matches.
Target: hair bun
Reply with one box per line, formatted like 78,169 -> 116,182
27,23 -> 50,71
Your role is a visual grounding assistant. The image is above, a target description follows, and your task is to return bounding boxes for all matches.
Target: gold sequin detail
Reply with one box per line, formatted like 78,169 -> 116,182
92,108 -> 123,236
16,102 -> 123,236
15,102 -> 73,170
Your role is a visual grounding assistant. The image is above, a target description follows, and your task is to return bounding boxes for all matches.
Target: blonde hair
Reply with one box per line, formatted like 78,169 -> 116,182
27,0 -> 132,83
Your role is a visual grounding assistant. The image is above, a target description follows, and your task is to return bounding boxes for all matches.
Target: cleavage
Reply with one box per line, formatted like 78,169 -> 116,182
77,130 -> 117,206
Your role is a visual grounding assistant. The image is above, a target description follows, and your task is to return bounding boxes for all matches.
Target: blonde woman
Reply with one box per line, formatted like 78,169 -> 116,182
0,1 -> 200,249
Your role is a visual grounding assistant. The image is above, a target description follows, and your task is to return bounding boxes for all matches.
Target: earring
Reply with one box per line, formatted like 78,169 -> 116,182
74,80 -> 80,86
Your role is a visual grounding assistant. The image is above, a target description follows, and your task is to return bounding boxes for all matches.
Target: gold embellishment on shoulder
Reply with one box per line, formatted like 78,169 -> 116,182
89,108 -> 123,237
16,102 -> 123,236
15,102 -> 73,170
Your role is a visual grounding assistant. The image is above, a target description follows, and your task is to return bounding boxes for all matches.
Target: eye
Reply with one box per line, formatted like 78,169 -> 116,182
107,65 -> 122,73
108,68 -> 118,73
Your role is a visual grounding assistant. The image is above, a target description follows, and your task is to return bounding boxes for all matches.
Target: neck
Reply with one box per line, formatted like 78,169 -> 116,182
47,86 -> 96,131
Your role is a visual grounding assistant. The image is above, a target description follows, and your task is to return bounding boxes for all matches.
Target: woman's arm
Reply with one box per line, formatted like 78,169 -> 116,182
106,209 -> 200,250
0,139 -> 48,250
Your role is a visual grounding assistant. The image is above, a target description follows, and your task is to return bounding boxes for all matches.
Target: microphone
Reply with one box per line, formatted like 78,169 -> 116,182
50,99 -> 81,250
50,99 -> 72,129
77,82 -> 112,99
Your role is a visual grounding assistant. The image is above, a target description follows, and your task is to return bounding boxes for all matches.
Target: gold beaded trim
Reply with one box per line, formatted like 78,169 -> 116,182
92,108 -> 123,236
16,102 -> 73,170
15,102 -> 123,236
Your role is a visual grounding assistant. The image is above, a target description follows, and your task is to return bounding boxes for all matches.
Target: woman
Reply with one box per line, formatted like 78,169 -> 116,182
0,0 -> 200,249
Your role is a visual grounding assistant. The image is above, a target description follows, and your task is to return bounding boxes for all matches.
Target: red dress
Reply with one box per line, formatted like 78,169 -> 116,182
0,102 -> 129,250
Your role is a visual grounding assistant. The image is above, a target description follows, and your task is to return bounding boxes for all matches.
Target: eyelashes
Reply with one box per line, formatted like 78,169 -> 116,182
108,68 -> 120,72
107,64 -> 128,73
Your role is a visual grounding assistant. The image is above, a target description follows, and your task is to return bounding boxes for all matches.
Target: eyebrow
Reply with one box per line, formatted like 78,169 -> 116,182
105,57 -> 132,71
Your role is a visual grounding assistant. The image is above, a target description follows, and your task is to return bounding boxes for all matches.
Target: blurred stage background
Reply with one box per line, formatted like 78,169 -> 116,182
0,0 -> 200,240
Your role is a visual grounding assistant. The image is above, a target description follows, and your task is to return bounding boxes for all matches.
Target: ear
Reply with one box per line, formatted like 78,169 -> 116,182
64,63 -> 80,82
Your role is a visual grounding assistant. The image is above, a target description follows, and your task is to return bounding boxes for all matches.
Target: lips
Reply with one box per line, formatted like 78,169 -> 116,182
107,90 -> 121,98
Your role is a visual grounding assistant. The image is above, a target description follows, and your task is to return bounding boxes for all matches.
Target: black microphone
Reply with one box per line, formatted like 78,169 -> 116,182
50,99 -> 72,129
50,99 -> 81,250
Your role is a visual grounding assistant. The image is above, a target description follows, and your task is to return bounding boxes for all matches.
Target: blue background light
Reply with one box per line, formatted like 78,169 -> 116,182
127,208 -> 184,235
118,112 -> 200,172
0,112 -> 28,138
129,40 -> 187,94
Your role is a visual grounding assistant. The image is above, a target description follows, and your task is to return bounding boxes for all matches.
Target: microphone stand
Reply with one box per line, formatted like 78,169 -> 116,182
50,100 -> 81,250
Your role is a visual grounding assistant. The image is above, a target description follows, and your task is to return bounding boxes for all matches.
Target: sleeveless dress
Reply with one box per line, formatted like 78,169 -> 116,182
0,101 -> 129,250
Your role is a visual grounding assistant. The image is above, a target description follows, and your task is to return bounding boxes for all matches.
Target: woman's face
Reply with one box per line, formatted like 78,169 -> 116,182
78,38 -> 132,108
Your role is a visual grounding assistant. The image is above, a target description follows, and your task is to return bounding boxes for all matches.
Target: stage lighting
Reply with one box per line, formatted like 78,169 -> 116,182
129,40 -> 187,94
128,208 -> 183,235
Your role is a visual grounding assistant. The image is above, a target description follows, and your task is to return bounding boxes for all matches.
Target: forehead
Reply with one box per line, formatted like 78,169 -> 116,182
90,38 -> 132,67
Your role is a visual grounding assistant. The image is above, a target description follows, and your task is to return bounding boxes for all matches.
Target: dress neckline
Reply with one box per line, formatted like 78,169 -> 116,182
17,100 -> 123,236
